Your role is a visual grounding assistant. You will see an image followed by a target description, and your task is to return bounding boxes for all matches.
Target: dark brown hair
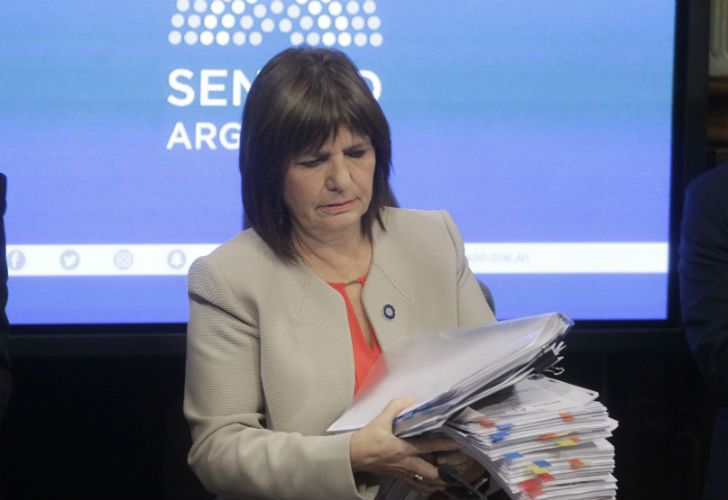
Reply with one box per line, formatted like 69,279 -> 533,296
240,47 -> 393,261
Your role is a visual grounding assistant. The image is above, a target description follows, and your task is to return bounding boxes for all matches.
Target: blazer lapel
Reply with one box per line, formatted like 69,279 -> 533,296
281,263 -> 357,413
363,222 -> 414,353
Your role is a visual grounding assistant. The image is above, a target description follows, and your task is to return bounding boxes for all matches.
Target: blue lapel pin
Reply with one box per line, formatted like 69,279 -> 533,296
383,304 -> 395,320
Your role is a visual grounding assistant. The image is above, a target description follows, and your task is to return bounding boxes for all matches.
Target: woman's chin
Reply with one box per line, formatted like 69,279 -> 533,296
312,213 -> 363,237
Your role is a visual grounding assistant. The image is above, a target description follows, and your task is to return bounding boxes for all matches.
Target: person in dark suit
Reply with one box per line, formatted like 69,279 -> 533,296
680,163 -> 728,500
0,173 -> 12,420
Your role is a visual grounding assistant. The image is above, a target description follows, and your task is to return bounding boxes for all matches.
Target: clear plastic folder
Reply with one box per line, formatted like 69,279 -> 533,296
327,312 -> 572,436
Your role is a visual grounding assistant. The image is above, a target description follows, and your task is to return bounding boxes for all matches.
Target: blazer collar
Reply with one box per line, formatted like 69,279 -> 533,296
282,211 -> 415,353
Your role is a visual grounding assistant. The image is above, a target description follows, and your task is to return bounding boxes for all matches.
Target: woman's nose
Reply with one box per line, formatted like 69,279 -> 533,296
325,155 -> 352,191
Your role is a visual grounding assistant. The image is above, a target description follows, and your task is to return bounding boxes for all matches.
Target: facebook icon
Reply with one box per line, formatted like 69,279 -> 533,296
7,250 -> 25,271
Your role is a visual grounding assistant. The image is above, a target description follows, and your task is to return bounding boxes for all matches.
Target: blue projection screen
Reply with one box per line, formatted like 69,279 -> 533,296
0,0 -> 675,324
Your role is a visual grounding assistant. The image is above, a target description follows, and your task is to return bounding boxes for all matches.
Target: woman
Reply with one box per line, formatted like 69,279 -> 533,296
184,47 -> 496,499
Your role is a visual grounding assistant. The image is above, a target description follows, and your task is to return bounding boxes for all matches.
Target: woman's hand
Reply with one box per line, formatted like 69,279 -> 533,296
349,398 -> 462,495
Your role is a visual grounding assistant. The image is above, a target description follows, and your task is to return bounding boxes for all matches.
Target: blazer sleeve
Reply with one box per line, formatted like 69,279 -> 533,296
184,257 -> 365,500
440,211 -> 496,327
679,171 -> 728,406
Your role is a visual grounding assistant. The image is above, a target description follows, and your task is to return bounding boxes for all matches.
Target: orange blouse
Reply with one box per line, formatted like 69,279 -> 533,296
327,275 -> 382,395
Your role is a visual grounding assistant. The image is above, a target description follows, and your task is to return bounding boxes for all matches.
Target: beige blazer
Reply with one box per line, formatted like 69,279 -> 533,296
184,208 -> 496,500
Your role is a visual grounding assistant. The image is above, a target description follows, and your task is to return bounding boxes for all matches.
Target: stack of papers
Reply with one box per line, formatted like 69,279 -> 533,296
328,313 -> 572,436
326,313 -> 618,499
442,376 -> 617,499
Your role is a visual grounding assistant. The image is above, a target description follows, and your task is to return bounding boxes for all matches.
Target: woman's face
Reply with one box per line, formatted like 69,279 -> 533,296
283,127 -> 375,242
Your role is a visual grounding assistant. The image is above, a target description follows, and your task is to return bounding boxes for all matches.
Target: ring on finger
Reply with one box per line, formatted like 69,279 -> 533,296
413,473 -> 424,482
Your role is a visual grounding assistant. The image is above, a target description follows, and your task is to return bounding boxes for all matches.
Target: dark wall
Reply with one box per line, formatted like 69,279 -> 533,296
0,332 -> 714,500
0,351 -> 210,500
563,340 -> 712,500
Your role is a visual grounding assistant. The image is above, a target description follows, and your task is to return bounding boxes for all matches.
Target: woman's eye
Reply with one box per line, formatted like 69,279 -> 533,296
347,150 -> 366,158
298,159 -> 322,168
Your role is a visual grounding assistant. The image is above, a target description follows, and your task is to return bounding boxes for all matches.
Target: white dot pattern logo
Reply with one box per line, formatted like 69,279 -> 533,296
169,31 -> 183,44
306,32 -> 320,45
213,1 -> 226,13
308,1 -> 322,15
201,31 -> 214,45
204,14 -> 218,29
279,18 -> 293,32
168,0 -> 382,47
300,15 -> 313,30
318,14 -> 331,29
322,31 -> 336,46
261,18 -> 275,31
287,4 -> 301,18
188,14 -> 201,28
217,31 -> 231,44
185,31 -> 199,44
329,1 -> 342,15
241,15 -> 254,29
222,13 -> 236,27
194,0 -> 207,13
250,31 -> 263,45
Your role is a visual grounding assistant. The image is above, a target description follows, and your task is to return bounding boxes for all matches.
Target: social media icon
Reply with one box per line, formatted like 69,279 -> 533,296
114,250 -> 134,270
8,250 -> 26,271
60,250 -> 80,270
167,249 -> 186,270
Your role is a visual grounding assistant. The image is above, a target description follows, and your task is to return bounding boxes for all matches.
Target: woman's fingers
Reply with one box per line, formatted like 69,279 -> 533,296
435,450 -> 471,467
403,455 -> 440,481
405,435 -> 462,455
374,397 -> 416,424
400,456 -> 449,493
351,398 -> 417,471
351,398 -> 471,495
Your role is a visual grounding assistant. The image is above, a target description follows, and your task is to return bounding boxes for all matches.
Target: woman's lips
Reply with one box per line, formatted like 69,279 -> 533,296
320,198 -> 357,213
